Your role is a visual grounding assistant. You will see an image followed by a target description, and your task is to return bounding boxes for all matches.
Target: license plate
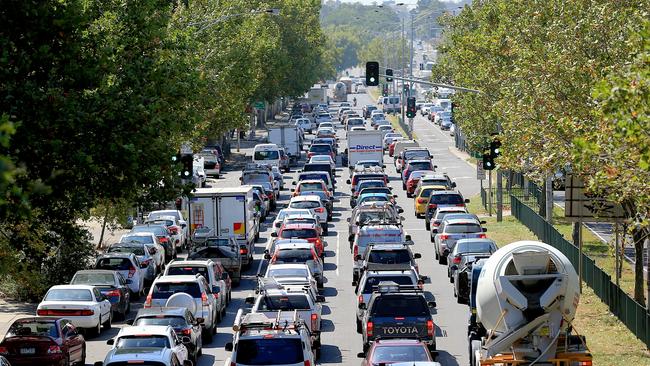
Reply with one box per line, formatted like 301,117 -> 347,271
20,348 -> 35,355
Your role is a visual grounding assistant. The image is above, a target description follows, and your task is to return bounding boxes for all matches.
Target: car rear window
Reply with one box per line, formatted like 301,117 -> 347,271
167,266 -> 210,279
280,229 -> 318,239
357,181 -> 386,191
259,295 -> 311,311
404,150 -> 430,160
408,162 -> 432,171
134,316 -> 188,328
71,273 -> 115,286
368,250 -> 411,264
276,249 -> 313,262
371,295 -> 429,317
457,242 -> 494,253
290,201 -> 320,210
96,258 -> 132,271
121,235 -> 154,244
254,150 -> 280,160
7,320 -> 58,338
236,338 -> 303,365
116,335 -> 170,349
152,282 -> 201,299
372,345 -> 430,363
429,194 -> 464,205
267,268 -> 308,278
300,183 -> 324,191
445,223 -> 482,233
108,245 -> 145,256
45,289 -> 93,302
362,276 -> 414,294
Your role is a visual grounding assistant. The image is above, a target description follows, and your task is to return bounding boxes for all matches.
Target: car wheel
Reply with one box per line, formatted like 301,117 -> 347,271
439,256 -> 446,265
450,275 -> 454,283
434,250 -> 439,260
356,319 -> 362,333
425,221 -> 430,230
203,327 -> 213,343
90,317 -> 101,337
402,183 -> 406,190
103,311 -> 112,330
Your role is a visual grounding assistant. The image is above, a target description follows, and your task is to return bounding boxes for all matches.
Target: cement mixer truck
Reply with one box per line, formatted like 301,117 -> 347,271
333,82 -> 347,102
468,241 -> 592,366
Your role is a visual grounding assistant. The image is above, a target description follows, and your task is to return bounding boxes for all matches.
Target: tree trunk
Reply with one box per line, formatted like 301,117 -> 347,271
98,215 -> 108,249
632,226 -> 646,304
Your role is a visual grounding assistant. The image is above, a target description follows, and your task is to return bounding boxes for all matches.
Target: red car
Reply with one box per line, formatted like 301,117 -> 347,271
0,317 -> 85,366
406,170 -> 435,197
273,223 -> 324,257
357,339 -> 434,366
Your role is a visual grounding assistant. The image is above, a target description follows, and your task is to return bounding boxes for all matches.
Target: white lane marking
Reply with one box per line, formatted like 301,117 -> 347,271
336,232 -> 340,277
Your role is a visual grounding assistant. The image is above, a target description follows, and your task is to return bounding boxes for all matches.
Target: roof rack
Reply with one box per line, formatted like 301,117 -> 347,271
371,281 -> 423,294
365,263 -> 414,272
256,277 -> 312,295
232,309 -> 306,333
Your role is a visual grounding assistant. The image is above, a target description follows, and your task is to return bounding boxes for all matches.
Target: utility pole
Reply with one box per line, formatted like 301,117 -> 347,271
409,13 -> 414,78
496,169 -> 503,222
401,16 -> 406,126
545,174 -> 553,224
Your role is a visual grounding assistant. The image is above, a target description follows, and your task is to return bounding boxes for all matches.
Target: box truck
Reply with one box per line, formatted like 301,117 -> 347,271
347,130 -> 384,169
190,186 -> 259,267
267,124 -> 302,163
307,87 -> 328,105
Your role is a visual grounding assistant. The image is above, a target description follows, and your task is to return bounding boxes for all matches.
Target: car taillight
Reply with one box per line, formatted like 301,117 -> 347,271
439,235 -> 449,240
456,204 -> 465,207
417,198 -> 427,204
159,237 -> 169,244
433,222 -> 440,227
213,292 -> 219,299
358,295 -> 364,304
240,248 -> 248,255
140,259 -> 151,267
201,292 -> 209,306
428,203 -> 437,209
47,345 -> 62,354
478,233 -> 487,239
169,226 -> 179,235
427,320 -> 434,337
128,266 -> 136,278
180,328 -> 192,336
353,245 -> 358,258
0,346 -> 7,354
144,294 -> 152,308
311,313 -> 318,329
366,321 -> 374,337
304,361 -> 311,366
314,207 -> 325,213
105,289 -> 121,298
37,309 -> 48,316
453,256 -> 462,264
579,362 -> 592,366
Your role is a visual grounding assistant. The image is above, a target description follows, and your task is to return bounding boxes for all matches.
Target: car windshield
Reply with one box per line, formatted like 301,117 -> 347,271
152,282 -> 201,299
445,223 -> 482,233
45,289 -> 93,302
368,250 -> 411,264
235,339 -> 303,365
167,266 -> 210,279
300,183 -> 324,191
357,211 -> 395,224
290,201 -> 320,209
134,316 -> 187,328
71,273 -> 115,286
259,295 -> 311,311
371,296 -> 429,316
254,150 -> 279,160
457,242 -> 495,254
280,229 -> 317,239
96,258 -> 132,271
362,276 -> 414,294
275,249 -> 313,262
372,345 -> 430,363
116,335 -> 170,349
7,320 -> 58,338
121,235 -> 153,244
108,246 -> 145,256
430,194 -> 464,205
267,268 -> 308,278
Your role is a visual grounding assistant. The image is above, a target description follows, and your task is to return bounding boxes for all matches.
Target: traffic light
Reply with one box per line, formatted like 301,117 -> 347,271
172,153 -> 180,164
385,68 -> 393,82
365,61 -> 379,86
406,97 -> 416,118
180,154 -> 193,179
419,63 -> 424,71
489,138 -> 501,157
482,153 -> 495,170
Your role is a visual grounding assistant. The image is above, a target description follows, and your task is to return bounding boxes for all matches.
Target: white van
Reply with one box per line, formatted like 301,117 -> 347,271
252,143 -> 282,167
382,95 -> 401,114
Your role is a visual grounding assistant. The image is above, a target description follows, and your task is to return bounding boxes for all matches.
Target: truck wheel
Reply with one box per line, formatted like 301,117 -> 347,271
356,319 -> 362,333
434,250 -> 439,260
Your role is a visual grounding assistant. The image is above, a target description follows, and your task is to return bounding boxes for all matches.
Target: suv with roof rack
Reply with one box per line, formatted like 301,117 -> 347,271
356,244 -> 422,281
358,281 -> 437,354
225,310 -> 318,365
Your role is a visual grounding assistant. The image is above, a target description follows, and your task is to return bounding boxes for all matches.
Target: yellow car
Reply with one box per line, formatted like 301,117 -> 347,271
414,185 -> 448,217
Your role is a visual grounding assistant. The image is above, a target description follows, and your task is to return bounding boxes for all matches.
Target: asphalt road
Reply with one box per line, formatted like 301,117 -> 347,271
81,90 -> 480,366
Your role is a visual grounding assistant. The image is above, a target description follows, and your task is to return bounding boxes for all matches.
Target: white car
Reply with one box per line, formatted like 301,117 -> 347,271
308,155 -> 336,170
105,325 -> 190,364
145,275 -> 219,341
37,285 -> 112,335
378,124 -> 394,137
318,122 -> 334,130
294,118 -> 314,134
383,133 -> 404,149
146,215 -> 184,251
272,208 -> 315,235
96,347 -> 192,366
95,253 -> 146,297
264,263 -> 318,292
315,113 -> 332,124
288,195 -> 328,224
119,232 -> 166,270
148,210 -> 189,247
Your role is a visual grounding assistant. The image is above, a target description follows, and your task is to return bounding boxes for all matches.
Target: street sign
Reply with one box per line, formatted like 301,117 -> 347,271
254,101 -> 265,110
476,161 -> 486,180
565,175 -> 625,222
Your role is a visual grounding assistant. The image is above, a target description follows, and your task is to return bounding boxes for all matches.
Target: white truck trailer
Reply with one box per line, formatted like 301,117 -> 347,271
190,186 -> 259,267
347,130 -> 384,169
307,87 -> 328,105
268,124 -> 302,162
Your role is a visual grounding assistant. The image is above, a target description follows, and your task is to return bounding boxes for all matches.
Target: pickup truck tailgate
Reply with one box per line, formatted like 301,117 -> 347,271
373,316 -> 429,338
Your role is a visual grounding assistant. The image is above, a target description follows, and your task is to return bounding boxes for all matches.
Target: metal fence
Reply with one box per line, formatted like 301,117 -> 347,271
511,196 -> 650,347
480,182 -> 543,213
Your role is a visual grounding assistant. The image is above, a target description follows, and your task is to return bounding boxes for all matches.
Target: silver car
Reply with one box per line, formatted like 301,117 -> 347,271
432,218 -> 487,265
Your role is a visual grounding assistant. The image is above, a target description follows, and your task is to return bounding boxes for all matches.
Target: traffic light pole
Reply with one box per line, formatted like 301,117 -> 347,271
380,74 -> 481,94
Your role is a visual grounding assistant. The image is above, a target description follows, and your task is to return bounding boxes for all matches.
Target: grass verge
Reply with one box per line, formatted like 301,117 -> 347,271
467,193 -> 649,364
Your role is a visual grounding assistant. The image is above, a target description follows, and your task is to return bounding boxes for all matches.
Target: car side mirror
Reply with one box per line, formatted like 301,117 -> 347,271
465,198 -> 470,203
354,254 -> 362,261
212,286 -> 221,294
405,234 -> 412,241
428,301 -> 437,308
346,179 -> 351,184
290,188 -> 295,192
414,253 -> 422,259
264,253 -> 271,260
245,296 -> 255,305
358,302 -> 366,310
182,336 -> 192,344
483,228 -> 488,232
126,318 -> 134,325
139,262 -> 148,269
393,194 -> 398,198
106,338 -> 115,345
452,182 -> 457,188
270,232 -> 277,237
352,280 -> 358,287
183,361 -> 194,366
434,165 -> 438,169
196,317 -> 205,324
225,342 -> 234,352
292,181 -> 297,185
400,216 -> 405,221
420,275 -> 429,281
417,279 -> 425,285
480,220 -> 487,224
382,165 -> 386,168
398,208 -> 404,213
357,352 -> 366,358
431,229 -> 438,234
148,248 -> 157,255
316,295 -> 326,303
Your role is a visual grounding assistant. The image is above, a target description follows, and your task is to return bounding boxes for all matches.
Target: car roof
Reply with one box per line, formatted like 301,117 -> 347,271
282,223 -> 318,229
290,195 -> 321,202
368,244 -> 409,250
155,275 -> 201,283
443,218 -> 480,225
135,307 -> 188,317
455,238 -> 495,245
117,325 -> 171,337
49,284 -> 96,291
275,242 -> 313,250
360,225 -> 402,232
74,269 -> 116,275
407,159 -> 432,164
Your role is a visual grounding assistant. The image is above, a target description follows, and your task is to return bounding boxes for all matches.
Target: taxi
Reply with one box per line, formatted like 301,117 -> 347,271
413,185 -> 448,217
